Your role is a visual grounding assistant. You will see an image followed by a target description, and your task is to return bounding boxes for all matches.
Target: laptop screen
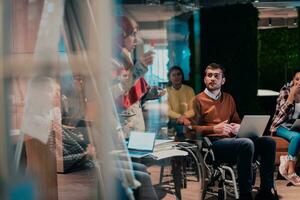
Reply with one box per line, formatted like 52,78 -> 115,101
128,131 -> 156,151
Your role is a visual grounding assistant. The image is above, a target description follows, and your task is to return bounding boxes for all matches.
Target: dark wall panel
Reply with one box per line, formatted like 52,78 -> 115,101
190,3 -> 259,115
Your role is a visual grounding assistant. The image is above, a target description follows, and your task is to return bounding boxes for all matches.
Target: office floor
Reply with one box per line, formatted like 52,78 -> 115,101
57,167 -> 300,200
57,169 -> 98,200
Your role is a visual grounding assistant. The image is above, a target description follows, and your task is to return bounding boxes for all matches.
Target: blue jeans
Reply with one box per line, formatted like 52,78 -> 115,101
211,136 -> 276,195
276,126 -> 300,160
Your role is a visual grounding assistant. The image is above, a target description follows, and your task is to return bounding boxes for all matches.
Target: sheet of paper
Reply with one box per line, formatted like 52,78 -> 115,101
155,139 -> 174,146
150,149 -> 188,160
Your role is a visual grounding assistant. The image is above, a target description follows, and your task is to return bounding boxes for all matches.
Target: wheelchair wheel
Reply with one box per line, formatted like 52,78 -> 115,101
198,153 -> 209,200
224,170 -> 238,198
225,182 -> 237,198
176,142 -> 207,200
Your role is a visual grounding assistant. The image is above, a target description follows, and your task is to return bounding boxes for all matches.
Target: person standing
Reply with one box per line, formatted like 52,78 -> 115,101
111,16 -> 164,138
111,16 -> 158,200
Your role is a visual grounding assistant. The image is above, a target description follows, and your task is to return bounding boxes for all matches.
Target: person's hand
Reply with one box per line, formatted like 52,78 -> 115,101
289,82 -> 300,102
230,123 -> 240,136
157,88 -> 166,97
86,144 -> 96,157
213,120 -> 233,136
176,116 -> 191,126
140,50 -> 154,67
151,86 -> 166,98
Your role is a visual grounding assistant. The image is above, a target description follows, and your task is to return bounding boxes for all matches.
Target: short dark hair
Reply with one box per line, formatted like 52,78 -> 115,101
205,63 -> 225,77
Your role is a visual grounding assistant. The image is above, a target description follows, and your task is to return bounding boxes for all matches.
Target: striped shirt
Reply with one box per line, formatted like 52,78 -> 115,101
270,83 -> 295,134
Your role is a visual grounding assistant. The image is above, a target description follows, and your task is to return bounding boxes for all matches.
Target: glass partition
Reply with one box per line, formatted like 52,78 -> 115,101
2,0 -> 203,200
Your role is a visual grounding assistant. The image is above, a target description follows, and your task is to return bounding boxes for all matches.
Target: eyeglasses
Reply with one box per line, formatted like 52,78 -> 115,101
206,72 -> 223,79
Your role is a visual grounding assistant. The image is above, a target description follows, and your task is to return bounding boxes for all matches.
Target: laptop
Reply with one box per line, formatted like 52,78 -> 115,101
237,115 -> 270,138
280,119 -> 300,131
127,131 -> 156,158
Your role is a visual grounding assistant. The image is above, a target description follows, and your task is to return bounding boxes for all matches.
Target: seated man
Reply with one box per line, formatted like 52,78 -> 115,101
187,63 -> 277,200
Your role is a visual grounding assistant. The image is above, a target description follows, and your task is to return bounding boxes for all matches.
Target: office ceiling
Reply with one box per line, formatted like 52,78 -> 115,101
121,1 -> 299,43
122,4 -> 179,42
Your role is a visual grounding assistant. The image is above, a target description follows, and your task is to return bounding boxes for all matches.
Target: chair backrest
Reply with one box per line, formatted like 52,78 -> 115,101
263,116 -> 273,136
255,94 -> 278,136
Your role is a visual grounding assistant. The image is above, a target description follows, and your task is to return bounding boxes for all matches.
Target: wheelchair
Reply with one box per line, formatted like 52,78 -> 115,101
196,137 -> 261,200
158,135 -> 277,200
198,137 -> 239,200
159,137 -> 242,200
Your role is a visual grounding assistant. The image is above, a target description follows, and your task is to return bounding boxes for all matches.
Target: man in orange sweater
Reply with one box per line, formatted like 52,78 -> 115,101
190,63 -> 277,200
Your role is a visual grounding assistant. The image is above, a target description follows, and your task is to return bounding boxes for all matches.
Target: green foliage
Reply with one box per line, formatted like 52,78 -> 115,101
189,4 -> 300,116
258,28 -> 300,91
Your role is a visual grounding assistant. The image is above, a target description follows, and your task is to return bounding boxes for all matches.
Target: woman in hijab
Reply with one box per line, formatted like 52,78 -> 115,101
112,16 -> 164,138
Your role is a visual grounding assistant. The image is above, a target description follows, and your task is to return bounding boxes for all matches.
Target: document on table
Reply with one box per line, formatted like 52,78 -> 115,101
150,148 -> 188,160
150,140 -> 188,160
155,139 -> 173,146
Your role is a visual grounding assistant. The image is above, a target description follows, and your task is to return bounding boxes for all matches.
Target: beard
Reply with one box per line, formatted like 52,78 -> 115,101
206,83 -> 221,91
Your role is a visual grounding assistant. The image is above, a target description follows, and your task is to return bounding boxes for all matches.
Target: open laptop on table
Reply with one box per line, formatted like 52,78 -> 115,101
237,115 -> 270,138
127,131 -> 156,158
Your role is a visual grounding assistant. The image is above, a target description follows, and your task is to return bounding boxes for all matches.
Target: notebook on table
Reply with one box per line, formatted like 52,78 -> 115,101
127,131 -> 156,158
280,119 -> 300,131
237,115 -> 270,138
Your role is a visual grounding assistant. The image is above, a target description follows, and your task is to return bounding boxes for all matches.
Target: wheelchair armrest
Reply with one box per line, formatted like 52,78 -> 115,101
201,137 -> 216,164
203,137 -> 213,149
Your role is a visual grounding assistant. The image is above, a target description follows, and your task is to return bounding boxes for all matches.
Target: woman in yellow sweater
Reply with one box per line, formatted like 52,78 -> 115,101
166,66 -> 195,139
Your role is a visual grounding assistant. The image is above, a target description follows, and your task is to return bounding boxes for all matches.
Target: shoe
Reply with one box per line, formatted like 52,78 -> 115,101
255,189 -> 278,200
279,155 -> 288,176
282,173 -> 300,186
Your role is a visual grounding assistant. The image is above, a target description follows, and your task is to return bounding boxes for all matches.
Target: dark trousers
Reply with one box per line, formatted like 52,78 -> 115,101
211,136 -> 276,195
168,119 -> 185,139
132,162 -> 158,200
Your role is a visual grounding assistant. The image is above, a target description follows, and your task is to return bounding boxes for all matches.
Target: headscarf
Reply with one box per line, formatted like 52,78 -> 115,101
114,16 -> 149,109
